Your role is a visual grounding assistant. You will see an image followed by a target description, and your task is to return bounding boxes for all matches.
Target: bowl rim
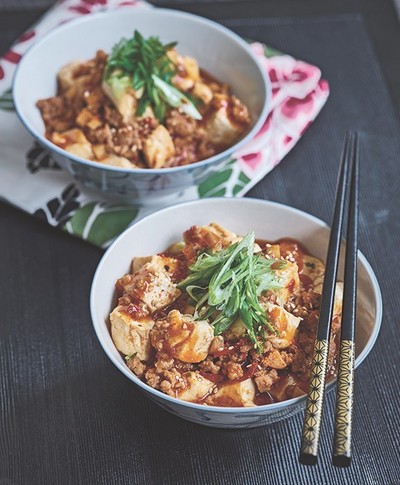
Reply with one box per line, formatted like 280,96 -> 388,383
13,8 -> 271,175
90,197 -> 383,414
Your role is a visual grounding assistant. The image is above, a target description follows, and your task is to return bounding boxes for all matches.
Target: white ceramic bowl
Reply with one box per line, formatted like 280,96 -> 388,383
13,9 -> 269,206
90,198 -> 382,428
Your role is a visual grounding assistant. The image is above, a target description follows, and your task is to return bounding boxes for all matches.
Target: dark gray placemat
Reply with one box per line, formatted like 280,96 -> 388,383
232,14 -> 399,485
1,12 -> 399,485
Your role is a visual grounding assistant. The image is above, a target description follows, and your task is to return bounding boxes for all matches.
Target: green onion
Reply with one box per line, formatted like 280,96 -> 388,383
151,75 -> 202,120
178,232 -> 285,351
104,30 -> 202,121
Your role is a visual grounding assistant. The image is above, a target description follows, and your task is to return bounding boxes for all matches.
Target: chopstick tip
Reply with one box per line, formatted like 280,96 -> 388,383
332,455 -> 352,468
299,453 -> 318,466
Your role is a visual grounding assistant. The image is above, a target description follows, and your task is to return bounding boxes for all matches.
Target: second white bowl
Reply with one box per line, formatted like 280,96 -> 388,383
90,198 -> 382,428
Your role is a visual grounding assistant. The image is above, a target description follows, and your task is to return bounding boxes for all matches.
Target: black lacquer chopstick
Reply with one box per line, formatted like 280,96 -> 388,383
332,133 -> 359,467
299,132 -> 356,466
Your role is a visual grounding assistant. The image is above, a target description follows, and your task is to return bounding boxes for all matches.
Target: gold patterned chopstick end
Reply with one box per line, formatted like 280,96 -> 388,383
299,338 -> 329,465
332,339 -> 355,467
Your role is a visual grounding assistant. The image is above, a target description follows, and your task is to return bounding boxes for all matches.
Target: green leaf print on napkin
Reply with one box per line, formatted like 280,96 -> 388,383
198,159 -> 250,198
64,202 -> 138,248
263,45 -> 283,58
0,88 -> 14,111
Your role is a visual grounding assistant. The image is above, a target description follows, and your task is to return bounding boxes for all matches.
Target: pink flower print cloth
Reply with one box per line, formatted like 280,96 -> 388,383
0,1 -> 329,248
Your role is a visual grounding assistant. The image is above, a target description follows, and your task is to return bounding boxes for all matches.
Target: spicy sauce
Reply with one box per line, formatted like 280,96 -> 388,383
257,237 -> 311,272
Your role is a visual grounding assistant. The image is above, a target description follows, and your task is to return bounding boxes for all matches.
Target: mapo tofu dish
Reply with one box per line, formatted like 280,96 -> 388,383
37,31 -> 251,169
110,223 -> 343,407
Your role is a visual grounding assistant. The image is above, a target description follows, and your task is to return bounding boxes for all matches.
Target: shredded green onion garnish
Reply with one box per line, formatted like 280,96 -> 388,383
104,30 -> 202,121
178,232 -> 285,352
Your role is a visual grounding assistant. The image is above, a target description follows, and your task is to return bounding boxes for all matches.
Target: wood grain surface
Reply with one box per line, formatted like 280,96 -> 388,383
0,2 -> 399,484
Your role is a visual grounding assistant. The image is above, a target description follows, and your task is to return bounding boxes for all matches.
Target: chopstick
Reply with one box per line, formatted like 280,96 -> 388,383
299,132 -> 359,466
332,133 -> 359,467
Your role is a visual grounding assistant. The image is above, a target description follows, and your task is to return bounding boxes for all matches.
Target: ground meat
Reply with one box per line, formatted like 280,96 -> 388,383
327,315 -> 342,377
85,86 -> 106,112
197,139 -> 218,160
166,117 -> 217,167
112,126 -> 137,149
209,336 -> 224,355
199,357 -> 221,375
36,96 -> 75,133
127,356 -> 146,378
144,367 -> 161,389
254,369 -> 279,393
154,358 -> 175,372
289,346 -> 309,375
160,380 -> 173,393
137,117 -> 159,140
264,291 -> 278,305
110,126 -> 140,159
288,287 -> 321,319
115,274 -> 150,319
238,340 -> 253,354
90,124 -> 112,145
166,109 -> 197,137
229,95 -> 251,125
149,319 -> 170,353
171,360 -> 194,373
170,138 -> 198,166
87,117 -> 158,164
144,361 -> 188,397
225,362 -> 244,380
104,104 -> 123,128
262,349 -> 293,369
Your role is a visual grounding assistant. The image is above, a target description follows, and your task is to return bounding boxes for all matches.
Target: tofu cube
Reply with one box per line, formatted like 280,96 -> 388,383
110,306 -> 155,361
205,96 -> 244,145
143,125 -> 175,168
192,82 -> 213,105
263,303 -> 301,349
272,260 -> 300,304
178,372 -> 215,402
210,379 -> 256,407
333,282 -> 343,319
301,255 -> 325,294
53,128 -> 94,160
151,310 -> 214,364
118,256 -> 180,313
57,61 -> 82,92
183,56 -> 200,81
99,154 -> 135,169
102,79 -> 137,124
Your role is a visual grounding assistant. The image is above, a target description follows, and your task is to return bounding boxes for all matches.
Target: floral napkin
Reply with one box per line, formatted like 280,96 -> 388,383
0,0 -> 329,248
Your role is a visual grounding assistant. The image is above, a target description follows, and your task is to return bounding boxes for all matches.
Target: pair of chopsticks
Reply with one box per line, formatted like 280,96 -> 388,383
299,132 -> 359,467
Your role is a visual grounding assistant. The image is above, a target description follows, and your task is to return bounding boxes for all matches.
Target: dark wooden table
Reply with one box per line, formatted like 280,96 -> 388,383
1,1 -> 399,484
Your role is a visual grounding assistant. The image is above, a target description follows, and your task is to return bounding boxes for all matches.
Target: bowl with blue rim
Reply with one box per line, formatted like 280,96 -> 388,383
13,9 -> 269,206
90,198 -> 382,428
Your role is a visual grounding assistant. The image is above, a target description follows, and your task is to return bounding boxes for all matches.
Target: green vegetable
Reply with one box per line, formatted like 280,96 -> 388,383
177,232 -> 285,351
104,30 -> 202,121
125,352 -> 137,361
151,75 -> 202,120
107,74 -> 131,100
